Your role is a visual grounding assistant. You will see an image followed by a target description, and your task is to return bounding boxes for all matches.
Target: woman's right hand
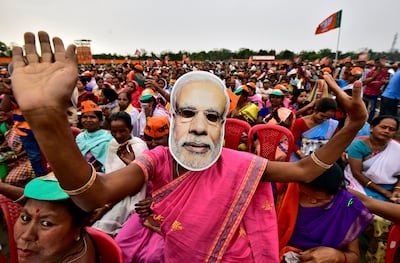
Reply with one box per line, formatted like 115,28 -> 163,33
323,73 -> 367,125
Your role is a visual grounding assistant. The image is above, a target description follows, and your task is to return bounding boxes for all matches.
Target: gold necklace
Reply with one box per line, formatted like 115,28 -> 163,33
57,237 -> 87,263
67,237 -> 87,263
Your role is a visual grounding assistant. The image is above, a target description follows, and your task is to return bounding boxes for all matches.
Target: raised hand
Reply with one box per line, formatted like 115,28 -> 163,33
11,31 -> 78,113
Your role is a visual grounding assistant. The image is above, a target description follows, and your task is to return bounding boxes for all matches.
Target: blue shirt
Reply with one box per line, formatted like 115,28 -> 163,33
382,71 -> 400,100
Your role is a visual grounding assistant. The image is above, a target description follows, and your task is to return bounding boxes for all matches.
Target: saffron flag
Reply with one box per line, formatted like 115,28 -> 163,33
315,10 -> 342,35
357,52 -> 369,62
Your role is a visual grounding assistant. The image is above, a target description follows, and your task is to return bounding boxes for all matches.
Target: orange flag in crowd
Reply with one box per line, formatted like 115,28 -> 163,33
340,56 -> 351,64
315,10 -> 342,35
357,52 -> 369,62
320,57 -> 331,66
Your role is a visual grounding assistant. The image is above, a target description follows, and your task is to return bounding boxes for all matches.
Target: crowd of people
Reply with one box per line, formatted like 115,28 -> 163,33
0,31 -> 399,262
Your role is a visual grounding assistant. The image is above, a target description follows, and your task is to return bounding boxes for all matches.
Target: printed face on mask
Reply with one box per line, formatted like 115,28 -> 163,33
170,81 -> 226,171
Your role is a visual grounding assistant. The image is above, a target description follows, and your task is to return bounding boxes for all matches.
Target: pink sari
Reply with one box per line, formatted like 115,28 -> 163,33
135,147 -> 279,263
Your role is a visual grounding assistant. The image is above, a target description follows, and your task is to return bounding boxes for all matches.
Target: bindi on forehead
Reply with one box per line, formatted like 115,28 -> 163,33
35,208 -> 40,214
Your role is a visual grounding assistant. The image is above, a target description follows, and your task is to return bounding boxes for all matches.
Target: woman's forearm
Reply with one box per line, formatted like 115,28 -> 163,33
23,108 -> 90,189
0,181 -> 24,201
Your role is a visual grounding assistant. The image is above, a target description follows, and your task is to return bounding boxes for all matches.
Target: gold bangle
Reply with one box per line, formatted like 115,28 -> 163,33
310,152 -> 333,169
365,180 -> 373,188
60,163 -> 97,196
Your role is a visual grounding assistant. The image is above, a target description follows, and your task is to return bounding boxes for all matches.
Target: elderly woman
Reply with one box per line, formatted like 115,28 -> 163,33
14,174 -> 96,263
76,100 -> 112,172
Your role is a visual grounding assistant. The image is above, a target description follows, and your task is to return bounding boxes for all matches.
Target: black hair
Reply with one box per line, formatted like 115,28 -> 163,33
370,115 -> 400,130
290,88 -> 307,105
81,110 -> 103,122
307,163 -> 345,195
118,91 -> 132,103
78,76 -> 88,86
108,111 -> 133,130
102,87 -> 118,102
315,97 -> 337,113
56,198 -> 91,228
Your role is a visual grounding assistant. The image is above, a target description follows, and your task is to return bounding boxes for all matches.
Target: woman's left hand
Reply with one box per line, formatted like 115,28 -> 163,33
117,142 -> 135,165
298,247 -> 343,262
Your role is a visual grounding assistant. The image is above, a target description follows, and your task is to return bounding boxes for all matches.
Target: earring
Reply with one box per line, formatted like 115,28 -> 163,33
75,236 -> 81,242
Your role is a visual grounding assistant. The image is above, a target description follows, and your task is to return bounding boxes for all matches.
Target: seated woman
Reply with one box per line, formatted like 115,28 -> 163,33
98,87 -> 119,130
288,88 -> 315,118
344,115 -> 400,262
291,97 -> 338,161
275,163 -> 373,263
257,89 -> 295,129
112,92 -> 140,137
0,109 -> 35,187
76,101 -> 112,173
91,112 -> 148,237
75,77 -> 98,111
14,174 -> 97,262
344,115 -> 400,202
229,85 -> 260,126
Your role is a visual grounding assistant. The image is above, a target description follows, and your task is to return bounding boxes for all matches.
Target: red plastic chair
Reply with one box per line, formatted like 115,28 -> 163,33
86,227 -> 124,263
0,194 -> 22,263
386,224 -> 400,263
247,124 -> 294,161
224,118 -> 251,150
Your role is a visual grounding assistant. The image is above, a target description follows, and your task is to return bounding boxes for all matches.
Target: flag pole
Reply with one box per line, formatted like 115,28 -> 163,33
335,26 -> 341,63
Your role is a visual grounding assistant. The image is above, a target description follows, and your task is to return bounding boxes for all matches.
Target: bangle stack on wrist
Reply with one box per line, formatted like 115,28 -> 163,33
310,152 -> 333,169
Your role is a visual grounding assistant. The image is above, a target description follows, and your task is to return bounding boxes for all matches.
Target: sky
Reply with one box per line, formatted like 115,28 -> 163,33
2,0 -> 399,56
